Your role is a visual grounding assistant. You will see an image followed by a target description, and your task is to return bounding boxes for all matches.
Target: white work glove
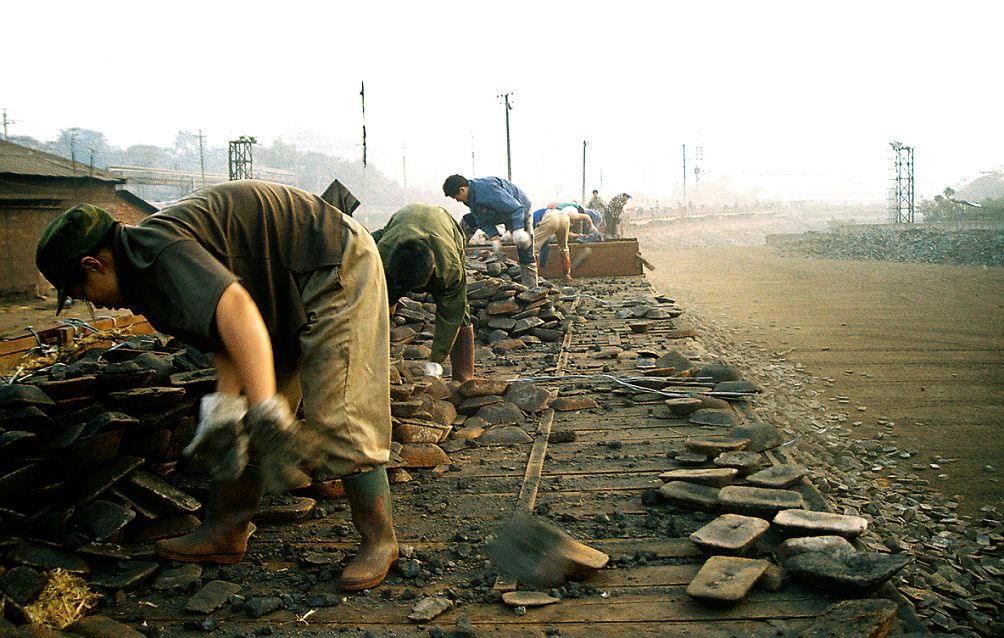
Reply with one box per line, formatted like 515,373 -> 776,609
246,395 -> 318,494
489,239 -> 503,253
422,361 -> 444,378
184,393 -> 249,481
512,229 -> 532,249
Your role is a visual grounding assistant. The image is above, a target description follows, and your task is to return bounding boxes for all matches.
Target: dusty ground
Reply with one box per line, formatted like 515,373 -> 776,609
634,213 -> 1004,517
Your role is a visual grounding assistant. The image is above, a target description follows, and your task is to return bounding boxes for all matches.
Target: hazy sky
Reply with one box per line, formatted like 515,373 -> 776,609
4,1 -> 1002,205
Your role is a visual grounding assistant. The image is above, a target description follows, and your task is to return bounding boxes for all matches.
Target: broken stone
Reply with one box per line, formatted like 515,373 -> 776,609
475,401 -> 524,426
126,470 -> 201,514
486,514 -> 609,588
245,595 -> 283,618
512,316 -> 545,335
695,363 -> 743,383
0,463 -> 43,501
659,468 -> 738,487
88,560 -> 158,590
0,384 -> 56,410
785,551 -> 911,596
0,566 -> 48,606
548,429 -> 577,443
478,426 -> 533,445
12,544 -> 89,574
430,397 -> 457,424
402,344 -> 432,360
152,564 -> 203,591
778,536 -> 857,561
457,394 -> 502,415
71,429 -> 124,466
654,351 -> 694,373
106,386 -> 186,410
409,596 -> 453,622
502,591 -> 560,607
684,436 -> 750,455
392,400 -> 426,418
731,423 -> 783,452
459,378 -> 510,398
686,555 -> 770,605
504,382 -> 551,413
487,299 -> 520,315
745,464 -> 807,489
394,421 -> 448,444
532,327 -> 563,342
551,396 -> 599,411
65,615 -> 147,638
664,397 -> 702,416
72,500 -> 135,542
713,451 -> 767,475
516,288 -> 548,303
689,409 -> 737,427
689,514 -> 771,556
773,509 -> 869,539
793,599 -> 898,638
186,580 -> 242,614
674,451 -> 710,466
398,443 -> 450,468
717,485 -> 805,517
713,380 -> 761,394
657,481 -> 720,510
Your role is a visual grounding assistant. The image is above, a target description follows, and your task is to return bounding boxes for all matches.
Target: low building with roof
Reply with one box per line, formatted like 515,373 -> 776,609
0,139 -> 156,296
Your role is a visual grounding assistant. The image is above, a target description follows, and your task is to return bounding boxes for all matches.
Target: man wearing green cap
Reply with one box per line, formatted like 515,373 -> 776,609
36,180 -> 399,591
371,203 -> 474,382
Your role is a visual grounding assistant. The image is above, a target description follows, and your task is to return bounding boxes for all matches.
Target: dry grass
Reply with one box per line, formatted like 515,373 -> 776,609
23,569 -> 101,629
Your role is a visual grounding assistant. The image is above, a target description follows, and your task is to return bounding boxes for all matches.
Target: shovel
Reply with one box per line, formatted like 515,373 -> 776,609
486,513 -> 610,588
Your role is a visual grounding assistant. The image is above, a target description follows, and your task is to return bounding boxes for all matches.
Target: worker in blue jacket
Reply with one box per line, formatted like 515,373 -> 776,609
443,174 -> 537,287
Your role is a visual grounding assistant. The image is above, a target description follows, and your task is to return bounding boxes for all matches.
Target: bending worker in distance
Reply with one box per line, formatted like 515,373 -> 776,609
35,180 -> 399,592
442,174 -> 538,287
373,203 -> 475,382
534,204 -> 601,282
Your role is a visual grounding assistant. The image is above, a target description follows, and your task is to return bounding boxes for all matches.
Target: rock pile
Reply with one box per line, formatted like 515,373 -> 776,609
767,225 -> 1004,267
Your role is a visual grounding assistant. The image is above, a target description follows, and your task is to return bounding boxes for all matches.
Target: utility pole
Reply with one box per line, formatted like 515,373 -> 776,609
682,144 -> 687,206
471,132 -> 476,175
70,129 -> 78,168
1,108 -> 15,140
498,92 -> 513,180
89,147 -> 95,176
360,81 -> 367,168
402,144 -> 407,205
581,140 -> 588,203
197,129 -> 207,188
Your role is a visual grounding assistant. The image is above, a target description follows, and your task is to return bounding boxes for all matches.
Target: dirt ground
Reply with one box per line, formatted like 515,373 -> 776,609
634,214 -> 1004,517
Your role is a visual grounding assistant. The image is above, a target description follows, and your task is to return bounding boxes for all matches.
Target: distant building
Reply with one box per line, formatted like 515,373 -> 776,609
0,139 -> 156,296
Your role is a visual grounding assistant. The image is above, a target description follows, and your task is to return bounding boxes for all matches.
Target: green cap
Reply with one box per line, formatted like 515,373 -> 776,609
35,203 -> 116,315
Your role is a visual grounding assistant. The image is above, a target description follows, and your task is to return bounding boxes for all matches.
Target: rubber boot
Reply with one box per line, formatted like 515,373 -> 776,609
519,263 -> 538,288
155,469 -> 262,564
450,324 -> 475,383
561,251 -> 573,283
340,466 -> 399,591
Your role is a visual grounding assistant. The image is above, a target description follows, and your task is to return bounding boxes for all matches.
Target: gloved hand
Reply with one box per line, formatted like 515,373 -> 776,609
489,239 -> 503,253
512,229 -> 532,248
184,393 -> 249,481
246,395 -> 318,494
422,361 -> 444,378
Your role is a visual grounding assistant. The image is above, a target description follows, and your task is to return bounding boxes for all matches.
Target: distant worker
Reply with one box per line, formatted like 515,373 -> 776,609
443,174 -> 537,287
35,181 -> 399,592
587,189 -> 606,215
372,204 -> 475,383
533,204 -> 599,282
606,192 -> 631,239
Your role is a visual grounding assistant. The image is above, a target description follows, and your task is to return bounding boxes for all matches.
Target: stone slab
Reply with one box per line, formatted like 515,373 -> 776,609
502,591 -> 560,607
689,514 -> 771,555
745,464 -> 807,488
684,436 -> 751,455
659,468 -> 739,487
478,426 -> 533,445
686,555 -> 770,605
713,450 -> 767,475
785,551 -> 911,596
774,509 -> 869,538
689,409 -> 737,427
551,396 -> 599,411
717,485 -> 805,517
778,536 -> 857,561
66,615 -> 146,638
657,481 -> 721,511
186,580 -> 242,614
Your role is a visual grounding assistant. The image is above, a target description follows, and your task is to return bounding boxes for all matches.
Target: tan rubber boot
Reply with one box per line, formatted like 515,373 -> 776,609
450,324 -> 475,383
340,466 -> 399,591
155,469 -> 262,564
561,251 -> 573,282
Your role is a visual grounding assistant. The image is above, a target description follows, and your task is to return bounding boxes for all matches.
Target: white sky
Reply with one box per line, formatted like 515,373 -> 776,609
4,0 -> 1002,205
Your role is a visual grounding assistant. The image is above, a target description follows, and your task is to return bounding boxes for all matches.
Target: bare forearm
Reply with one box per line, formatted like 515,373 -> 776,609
214,282 -> 276,405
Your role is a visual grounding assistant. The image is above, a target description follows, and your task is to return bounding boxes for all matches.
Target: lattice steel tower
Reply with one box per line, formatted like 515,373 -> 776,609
889,141 -> 915,223
228,135 -> 256,180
